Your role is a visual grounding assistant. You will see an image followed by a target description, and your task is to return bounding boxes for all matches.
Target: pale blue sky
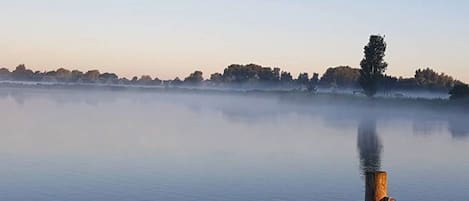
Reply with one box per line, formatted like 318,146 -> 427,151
1,0 -> 468,81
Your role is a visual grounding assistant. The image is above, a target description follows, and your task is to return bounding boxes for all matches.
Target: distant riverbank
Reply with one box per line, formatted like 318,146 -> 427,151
1,80 -> 466,113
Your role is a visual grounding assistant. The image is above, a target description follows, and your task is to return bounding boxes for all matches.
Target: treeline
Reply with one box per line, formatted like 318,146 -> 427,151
206,64 -> 319,90
206,64 -> 463,93
317,66 -> 463,92
0,63 -> 465,94
0,64 -> 321,90
0,64 -> 163,85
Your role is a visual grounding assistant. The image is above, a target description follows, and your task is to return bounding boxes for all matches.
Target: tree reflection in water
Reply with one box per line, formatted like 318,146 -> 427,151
357,119 -> 382,175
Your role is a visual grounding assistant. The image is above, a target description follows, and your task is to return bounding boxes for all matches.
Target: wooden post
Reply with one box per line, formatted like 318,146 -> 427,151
365,171 -> 387,201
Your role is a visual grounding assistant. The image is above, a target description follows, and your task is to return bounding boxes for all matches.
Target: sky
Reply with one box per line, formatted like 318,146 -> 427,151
1,0 -> 468,81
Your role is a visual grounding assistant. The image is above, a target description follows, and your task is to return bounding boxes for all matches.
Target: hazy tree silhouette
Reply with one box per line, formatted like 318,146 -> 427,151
153,77 -> 162,85
209,73 -> 223,84
12,64 -> 34,81
280,71 -> 293,83
184,70 -> 204,84
415,68 -> 455,90
0,61 -> 465,91
297,72 -> 309,87
130,76 -> 138,84
359,35 -> 388,97
308,73 -> 319,92
0,68 -> 10,79
99,72 -> 118,84
55,68 -> 72,82
70,70 -> 84,82
222,64 -> 284,84
172,77 -> 183,86
319,66 -> 360,88
273,67 -> 280,81
83,70 -> 100,83
357,119 -> 382,175
138,75 -> 153,85
449,83 -> 469,100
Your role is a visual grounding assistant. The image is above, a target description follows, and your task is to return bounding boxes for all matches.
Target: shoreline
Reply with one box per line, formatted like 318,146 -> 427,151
0,80 -> 466,112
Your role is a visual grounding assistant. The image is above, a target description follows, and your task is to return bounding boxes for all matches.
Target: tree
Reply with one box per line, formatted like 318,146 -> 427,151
153,77 -> 162,86
131,76 -> 138,84
223,64 -> 259,83
184,70 -> 203,84
172,77 -> 183,86
41,70 -> 58,82
273,67 -> 280,81
138,75 -> 153,85
257,67 -> 275,82
32,71 -> 43,81
221,64 -> 278,83
71,70 -> 84,82
209,73 -> 223,84
83,70 -> 100,83
414,68 -> 455,90
12,64 -> 34,81
449,84 -> 469,100
280,71 -> 293,83
359,35 -> 388,97
99,72 -> 118,84
297,72 -> 309,86
0,68 -> 10,80
319,66 -> 360,88
308,73 -> 319,92
56,68 -> 72,82
118,77 -> 130,85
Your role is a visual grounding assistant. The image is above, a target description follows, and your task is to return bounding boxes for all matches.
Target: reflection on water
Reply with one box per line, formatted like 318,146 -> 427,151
0,88 -> 469,201
412,119 -> 445,136
357,119 -> 382,175
448,118 -> 469,139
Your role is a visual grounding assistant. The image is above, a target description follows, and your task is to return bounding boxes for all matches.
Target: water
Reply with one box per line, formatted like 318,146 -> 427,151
0,88 -> 468,201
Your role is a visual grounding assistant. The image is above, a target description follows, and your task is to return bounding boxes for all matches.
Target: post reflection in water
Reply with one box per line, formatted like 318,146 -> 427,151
357,119 -> 383,175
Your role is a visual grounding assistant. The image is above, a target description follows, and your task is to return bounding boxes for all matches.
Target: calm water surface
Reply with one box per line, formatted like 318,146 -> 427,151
0,89 -> 468,201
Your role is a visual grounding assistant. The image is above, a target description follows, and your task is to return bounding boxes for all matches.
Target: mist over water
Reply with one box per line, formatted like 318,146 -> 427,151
0,88 -> 468,201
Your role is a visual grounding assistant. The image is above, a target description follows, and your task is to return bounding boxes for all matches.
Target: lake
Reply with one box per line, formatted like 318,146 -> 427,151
0,88 -> 468,201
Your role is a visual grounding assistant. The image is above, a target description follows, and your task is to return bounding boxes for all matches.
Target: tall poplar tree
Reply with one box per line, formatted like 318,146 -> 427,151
360,35 -> 388,97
